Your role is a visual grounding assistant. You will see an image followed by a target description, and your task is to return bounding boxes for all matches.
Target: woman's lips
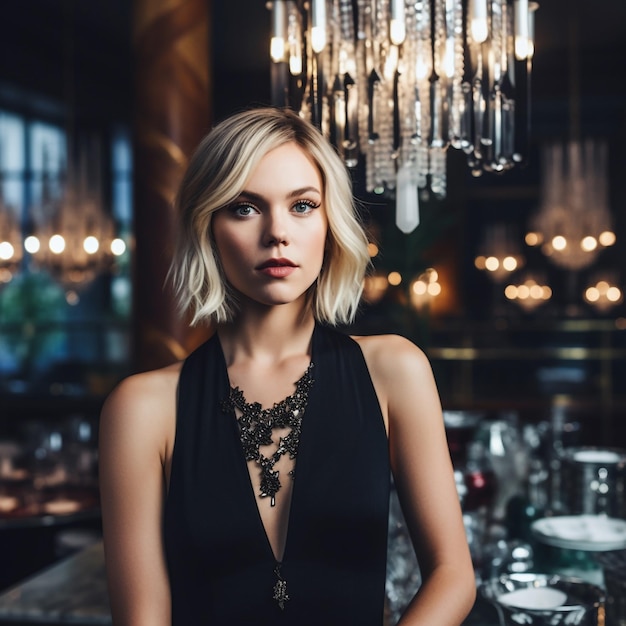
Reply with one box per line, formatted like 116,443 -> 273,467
256,258 -> 297,278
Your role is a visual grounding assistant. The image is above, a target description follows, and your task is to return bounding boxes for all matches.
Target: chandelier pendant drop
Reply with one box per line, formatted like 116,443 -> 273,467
268,0 -> 538,233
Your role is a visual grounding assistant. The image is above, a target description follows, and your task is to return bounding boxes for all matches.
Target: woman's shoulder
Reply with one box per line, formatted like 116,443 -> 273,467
351,332 -> 430,376
104,362 -> 182,411
99,362 -> 182,449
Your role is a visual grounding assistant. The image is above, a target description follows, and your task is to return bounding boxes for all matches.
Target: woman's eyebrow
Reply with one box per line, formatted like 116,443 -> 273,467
237,186 -> 321,202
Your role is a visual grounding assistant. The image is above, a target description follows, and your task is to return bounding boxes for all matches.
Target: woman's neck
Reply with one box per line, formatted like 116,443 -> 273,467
216,305 -> 316,367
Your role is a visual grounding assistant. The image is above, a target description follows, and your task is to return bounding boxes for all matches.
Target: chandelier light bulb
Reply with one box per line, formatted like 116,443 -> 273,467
413,280 -> 427,295
310,0 -> 326,53
607,287 -> 622,302
470,0 -> 489,43
111,238 -> 126,256
390,0 -> 406,45
270,0 -> 287,62
83,236 -> 100,254
0,242 -> 15,261
270,37 -> 286,62
514,0 -> 529,60
585,287 -> 599,302
428,282 -> 442,296
502,256 -> 518,272
580,236 -> 597,252
388,271 -> 402,286
599,230 -> 616,246
49,234 -> 66,254
485,256 -> 500,272
24,235 -> 40,254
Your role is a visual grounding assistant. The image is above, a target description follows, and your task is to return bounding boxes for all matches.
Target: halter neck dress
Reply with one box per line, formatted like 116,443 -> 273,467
163,323 -> 390,625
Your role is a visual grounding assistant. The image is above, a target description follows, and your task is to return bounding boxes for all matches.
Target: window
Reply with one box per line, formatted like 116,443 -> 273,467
0,109 -> 132,397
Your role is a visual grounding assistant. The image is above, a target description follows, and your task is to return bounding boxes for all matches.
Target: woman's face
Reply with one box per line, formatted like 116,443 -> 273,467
211,142 -> 328,311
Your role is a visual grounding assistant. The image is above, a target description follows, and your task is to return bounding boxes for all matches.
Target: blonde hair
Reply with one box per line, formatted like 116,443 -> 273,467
169,107 -> 370,326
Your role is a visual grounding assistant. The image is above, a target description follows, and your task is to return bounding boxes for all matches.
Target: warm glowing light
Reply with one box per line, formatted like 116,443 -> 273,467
428,282 -> 442,296
485,256 -> 500,272
470,0 -> 488,45
111,238 -> 126,256
24,236 -> 40,254
552,235 -> 567,251
529,284 -> 543,299
474,255 -> 486,270
514,0 -> 529,60
311,26 -> 326,53
518,284 -> 530,299
607,287 -> 622,302
502,256 -> 518,272
585,287 -> 599,302
289,54 -> 302,75
525,232 -> 541,246
388,271 -> 402,286
505,285 -> 517,299
83,236 -> 100,254
0,242 -> 14,261
390,19 -> 406,45
599,231 -> 616,246
49,235 -> 66,254
412,280 -> 427,295
270,37 -> 286,62
581,236 -> 597,252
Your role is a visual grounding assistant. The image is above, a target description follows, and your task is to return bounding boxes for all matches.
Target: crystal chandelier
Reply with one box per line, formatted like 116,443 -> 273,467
26,154 -> 126,297
525,140 -> 615,271
268,0 -> 538,233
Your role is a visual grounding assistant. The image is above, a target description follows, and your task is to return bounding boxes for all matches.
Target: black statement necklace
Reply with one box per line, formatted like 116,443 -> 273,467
221,362 -> 315,507
221,363 -> 315,610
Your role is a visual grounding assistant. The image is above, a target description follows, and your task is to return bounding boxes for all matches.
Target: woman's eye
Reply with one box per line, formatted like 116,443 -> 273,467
292,200 -> 319,214
232,204 -> 257,217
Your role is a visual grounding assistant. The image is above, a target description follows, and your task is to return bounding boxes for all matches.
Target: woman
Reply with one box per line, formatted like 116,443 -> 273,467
99,107 -> 476,625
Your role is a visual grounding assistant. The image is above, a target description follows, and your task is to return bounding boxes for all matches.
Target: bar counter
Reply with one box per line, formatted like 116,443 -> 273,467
0,541 -> 499,625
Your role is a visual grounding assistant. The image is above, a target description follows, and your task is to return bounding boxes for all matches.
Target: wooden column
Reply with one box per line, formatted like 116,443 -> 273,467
132,0 -> 212,372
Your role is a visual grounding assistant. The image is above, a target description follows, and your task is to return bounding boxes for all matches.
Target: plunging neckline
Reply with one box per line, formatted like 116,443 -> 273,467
217,324 -> 318,565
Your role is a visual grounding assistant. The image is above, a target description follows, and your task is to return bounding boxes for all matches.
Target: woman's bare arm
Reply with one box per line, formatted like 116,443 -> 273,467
98,366 -> 178,625
359,334 -> 476,626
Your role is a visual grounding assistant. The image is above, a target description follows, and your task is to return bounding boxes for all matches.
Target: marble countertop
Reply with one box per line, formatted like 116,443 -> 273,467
0,541 -> 111,624
0,540 -> 498,625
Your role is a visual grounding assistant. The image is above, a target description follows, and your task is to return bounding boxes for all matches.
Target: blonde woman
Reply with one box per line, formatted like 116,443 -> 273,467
99,107 -> 475,625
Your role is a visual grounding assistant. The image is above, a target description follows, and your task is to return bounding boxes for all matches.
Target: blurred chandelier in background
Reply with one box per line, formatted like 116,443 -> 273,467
504,271 -> 551,311
474,222 -> 524,283
583,273 -> 623,313
268,0 -> 538,233
26,149 -> 126,298
526,140 -> 615,271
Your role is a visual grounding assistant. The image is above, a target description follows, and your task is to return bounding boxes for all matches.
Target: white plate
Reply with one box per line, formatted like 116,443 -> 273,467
531,515 -> 626,551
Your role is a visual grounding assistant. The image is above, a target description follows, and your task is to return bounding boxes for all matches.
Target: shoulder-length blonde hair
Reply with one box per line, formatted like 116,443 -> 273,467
169,106 -> 370,326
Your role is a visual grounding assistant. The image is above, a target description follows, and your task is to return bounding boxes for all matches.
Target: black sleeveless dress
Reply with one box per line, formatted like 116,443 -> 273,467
164,323 -> 390,625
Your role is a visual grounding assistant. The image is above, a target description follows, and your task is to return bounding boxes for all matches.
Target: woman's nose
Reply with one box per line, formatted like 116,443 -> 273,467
263,210 -> 289,246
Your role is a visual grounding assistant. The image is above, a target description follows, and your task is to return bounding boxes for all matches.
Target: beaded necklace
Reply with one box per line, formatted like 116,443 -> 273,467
221,363 -> 315,610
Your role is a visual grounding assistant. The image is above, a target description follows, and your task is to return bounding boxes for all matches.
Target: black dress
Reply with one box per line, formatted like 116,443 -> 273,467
164,323 -> 390,625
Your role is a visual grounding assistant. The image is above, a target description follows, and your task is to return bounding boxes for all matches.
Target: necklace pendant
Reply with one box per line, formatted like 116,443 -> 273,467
273,563 -> 289,610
